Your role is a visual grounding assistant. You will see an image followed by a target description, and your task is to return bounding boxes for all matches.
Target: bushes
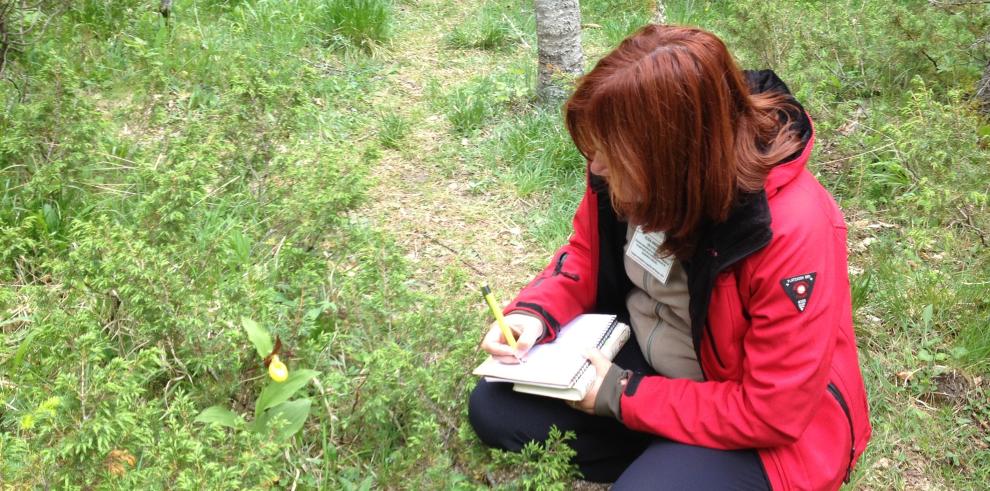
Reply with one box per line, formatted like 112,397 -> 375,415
0,0 -> 388,486
702,0 -> 990,106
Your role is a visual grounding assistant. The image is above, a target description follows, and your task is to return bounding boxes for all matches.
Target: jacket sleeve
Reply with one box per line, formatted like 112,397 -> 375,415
619,211 -> 843,448
506,179 -> 600,343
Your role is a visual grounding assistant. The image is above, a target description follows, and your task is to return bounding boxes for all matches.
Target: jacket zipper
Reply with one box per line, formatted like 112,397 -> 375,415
553,252 -> 568,274
826,382 -> 856,483
644,303 -> 664,368
691,233 -> 771,381
704,319 -> 726,369
552,252 -> 579,280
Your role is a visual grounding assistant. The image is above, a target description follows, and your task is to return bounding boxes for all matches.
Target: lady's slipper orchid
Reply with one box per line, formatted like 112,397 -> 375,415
268,354 -> 288,382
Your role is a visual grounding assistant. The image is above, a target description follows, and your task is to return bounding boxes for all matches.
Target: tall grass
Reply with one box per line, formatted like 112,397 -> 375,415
493,109 -> 584,249
444,2 -> 520,51
378,112 -> 411,149
323,0 -> 393,51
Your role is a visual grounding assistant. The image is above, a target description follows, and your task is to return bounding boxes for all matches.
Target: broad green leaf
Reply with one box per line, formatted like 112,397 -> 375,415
256,399 -> 312,441
242,317 -> 273,358
194,406 -> 243,428
255,369 -> 319,418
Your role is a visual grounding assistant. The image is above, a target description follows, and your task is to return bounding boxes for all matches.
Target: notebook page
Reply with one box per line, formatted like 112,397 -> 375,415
474,314 -> 616,388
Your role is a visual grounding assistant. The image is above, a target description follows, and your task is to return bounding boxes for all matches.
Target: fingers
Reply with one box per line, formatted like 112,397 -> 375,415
515,324 -> 541,354
480,314 -> 546,363
480,323 -> 523,364
584,348 -> 611,375
481,325 -> 513,353
504,313 -> 545,353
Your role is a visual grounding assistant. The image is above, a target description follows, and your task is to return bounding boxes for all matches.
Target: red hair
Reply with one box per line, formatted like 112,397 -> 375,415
565,25 -> 804,258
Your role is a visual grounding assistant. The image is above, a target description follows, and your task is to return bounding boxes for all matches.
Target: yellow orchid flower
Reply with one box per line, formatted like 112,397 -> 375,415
268,354 -> 288,382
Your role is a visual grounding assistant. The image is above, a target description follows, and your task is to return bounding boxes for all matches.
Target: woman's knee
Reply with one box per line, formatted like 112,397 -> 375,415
468,380 -> 571,451
468,380 -> 512,449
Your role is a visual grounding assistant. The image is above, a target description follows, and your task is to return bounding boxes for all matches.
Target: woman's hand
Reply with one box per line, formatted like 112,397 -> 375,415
480,313 -> 545,364
573,348 -> 612,414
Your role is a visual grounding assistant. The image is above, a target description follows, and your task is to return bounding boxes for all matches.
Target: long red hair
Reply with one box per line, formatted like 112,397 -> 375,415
565,25 -> 804,258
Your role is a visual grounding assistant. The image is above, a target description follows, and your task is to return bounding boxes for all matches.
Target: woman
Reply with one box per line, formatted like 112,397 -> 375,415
469,25 -> 871,490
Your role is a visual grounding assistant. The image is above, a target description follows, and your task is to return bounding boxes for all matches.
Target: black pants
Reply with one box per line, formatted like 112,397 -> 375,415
468,342 -> 770,490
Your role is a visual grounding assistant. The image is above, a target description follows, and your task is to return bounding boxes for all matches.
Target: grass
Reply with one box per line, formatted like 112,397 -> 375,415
431,67 -> 532,136
1,0 -> 989,488
443,1 -> 522,51
378,112 -> 411,149
487,108 -> 584,249
441,82 -> 494,135
323,0 -> 394,51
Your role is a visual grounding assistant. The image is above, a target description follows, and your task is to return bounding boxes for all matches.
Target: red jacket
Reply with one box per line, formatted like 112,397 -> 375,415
506,72 -> 871,490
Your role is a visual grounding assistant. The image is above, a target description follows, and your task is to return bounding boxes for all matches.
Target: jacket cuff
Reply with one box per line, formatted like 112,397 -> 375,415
505,310 -> 551,344
505,304 -> 559,343
594,364 -> 630,421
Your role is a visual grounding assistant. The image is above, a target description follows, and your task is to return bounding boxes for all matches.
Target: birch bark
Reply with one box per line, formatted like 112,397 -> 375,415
534,0 -> 584,102
653,0 -> 667,24
978,60 -> 990,114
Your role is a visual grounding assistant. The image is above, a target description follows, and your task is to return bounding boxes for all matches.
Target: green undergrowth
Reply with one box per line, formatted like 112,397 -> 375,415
0,0 -> 481,488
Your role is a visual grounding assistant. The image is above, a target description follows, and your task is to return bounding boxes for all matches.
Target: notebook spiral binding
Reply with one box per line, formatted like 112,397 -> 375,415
568,315 -> 618,386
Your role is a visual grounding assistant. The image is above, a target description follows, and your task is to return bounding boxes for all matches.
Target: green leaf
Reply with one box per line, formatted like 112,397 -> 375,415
194,406 -> 243,428
255,369 -> 320,418
256,399 -> 312,441
242,317 -> 273,358
9,323 -> 38,369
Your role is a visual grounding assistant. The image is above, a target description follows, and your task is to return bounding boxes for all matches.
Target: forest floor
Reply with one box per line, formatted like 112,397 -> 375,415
357,3 -> 545,298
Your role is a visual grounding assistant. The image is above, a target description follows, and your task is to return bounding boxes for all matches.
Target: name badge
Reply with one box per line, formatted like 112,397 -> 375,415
626,226 -> 673,284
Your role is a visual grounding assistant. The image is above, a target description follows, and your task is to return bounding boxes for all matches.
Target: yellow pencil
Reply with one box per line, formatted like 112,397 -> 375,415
481,285 -> 518,349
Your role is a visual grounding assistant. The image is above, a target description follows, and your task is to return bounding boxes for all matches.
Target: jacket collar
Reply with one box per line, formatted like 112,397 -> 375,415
764,117 -> 816,199
743,69 -> 815,199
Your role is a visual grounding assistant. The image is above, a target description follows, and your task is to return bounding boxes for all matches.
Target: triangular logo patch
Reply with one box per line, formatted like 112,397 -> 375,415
780,273 -> 816,312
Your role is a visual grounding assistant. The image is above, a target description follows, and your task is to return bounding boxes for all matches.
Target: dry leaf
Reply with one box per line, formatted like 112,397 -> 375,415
896,370 -> 913,384
106,449 -> 136,477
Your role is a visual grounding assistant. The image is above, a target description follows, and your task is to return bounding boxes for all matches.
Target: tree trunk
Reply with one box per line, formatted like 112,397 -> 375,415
534,0 -> 584,103
978,59 -> 990,115
159,0 -> 173,20
653,0 -> 667,24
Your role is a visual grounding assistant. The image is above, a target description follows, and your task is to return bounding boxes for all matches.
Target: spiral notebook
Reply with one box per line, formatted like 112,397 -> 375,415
472,314 -> 630,401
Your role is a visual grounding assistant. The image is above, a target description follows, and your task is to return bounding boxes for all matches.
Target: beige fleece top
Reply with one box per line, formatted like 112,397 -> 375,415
623,224 -> 704,381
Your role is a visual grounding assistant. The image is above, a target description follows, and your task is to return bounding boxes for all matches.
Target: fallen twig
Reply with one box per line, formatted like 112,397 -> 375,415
421,230 -> 485,275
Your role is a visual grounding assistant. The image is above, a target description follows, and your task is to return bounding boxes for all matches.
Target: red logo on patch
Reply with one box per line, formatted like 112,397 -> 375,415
780,273 -> 817,312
